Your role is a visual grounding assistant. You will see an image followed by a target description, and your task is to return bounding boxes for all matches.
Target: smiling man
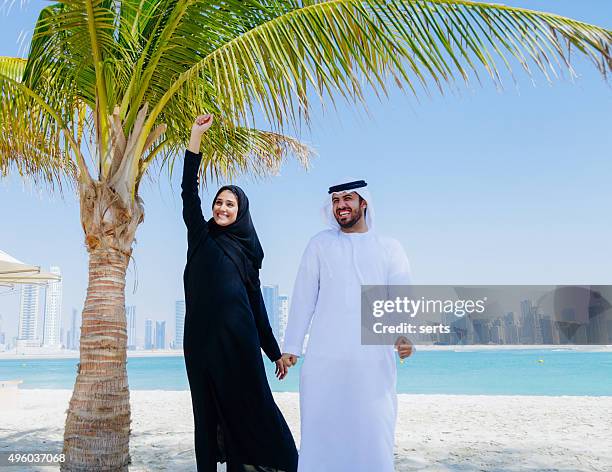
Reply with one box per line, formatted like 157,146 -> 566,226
282,178 -> 414,472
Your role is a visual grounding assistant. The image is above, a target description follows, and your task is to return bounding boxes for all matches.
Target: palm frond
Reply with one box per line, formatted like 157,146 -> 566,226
24,1 -> 141,176
144,0 -> 611,139
4,0 -> 610,198
0,56 -> 78,187
140,123 -> 314,191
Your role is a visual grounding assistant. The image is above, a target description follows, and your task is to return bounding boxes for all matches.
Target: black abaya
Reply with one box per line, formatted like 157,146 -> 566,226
181,149 -> 298,472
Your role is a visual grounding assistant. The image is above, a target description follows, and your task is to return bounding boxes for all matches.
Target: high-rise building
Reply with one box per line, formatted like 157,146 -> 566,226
490,320 -> 503,344
262,285 -> 280,339
126,305 -> 136,350
145,319 -> 154,349
68,308 -> 81,350
540,315 -> 555,344
18,284 -> 40,343
175,300 -> 185,350
155,321 -> 166,349
278,295 -> 289,343
0,314 -> 5,346
438,312 -> 459,344
503,312 -> 519,344
450,314 -> 475,345
42,266 -> 62,347
472,319 -> 491,344
520,300 -> 543,344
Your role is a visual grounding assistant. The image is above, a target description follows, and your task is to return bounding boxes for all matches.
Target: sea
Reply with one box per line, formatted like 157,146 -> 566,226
1,349 -> 611,396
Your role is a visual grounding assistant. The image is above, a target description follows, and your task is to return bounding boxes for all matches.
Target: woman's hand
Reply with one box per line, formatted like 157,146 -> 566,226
275,357 -> 292,380
188,114 -> 214,153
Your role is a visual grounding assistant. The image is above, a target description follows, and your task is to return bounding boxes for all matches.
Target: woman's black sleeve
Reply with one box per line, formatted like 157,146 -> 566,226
248,288 -> 282,362
181,149 -> 206,233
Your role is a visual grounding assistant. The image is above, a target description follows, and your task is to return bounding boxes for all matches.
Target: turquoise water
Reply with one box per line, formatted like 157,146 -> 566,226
1,350 -> 610,396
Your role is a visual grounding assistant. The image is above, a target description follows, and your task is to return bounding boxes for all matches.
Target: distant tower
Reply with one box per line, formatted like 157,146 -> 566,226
0,314 -> 5,345
175,300 -> 185,349
155,321 -> 166,349
42,266 -> 62,347
69,308 -> 81,350
126,305 -> 136,350
504,312 -> 521,344
278,295 -> 289,343
145,319 -> 154,349
262,285 -> 280,339
520,299 -> 543,344
18,284 -> 40,343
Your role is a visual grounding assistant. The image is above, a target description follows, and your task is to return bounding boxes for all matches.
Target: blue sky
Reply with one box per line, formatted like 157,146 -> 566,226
0,1 -> 611,346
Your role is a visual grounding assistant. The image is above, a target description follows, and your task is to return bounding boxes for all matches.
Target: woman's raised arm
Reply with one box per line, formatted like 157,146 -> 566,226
181,115 -> 213,233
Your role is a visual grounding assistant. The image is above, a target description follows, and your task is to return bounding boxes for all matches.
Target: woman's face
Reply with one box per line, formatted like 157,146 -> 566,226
213,189 -> 238,226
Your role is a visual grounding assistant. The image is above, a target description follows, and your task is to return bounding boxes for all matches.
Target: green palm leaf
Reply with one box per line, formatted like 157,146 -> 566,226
139,120 -> 314,192
3,0 -> 611,197
0,56 -> 77,187
143,0 -> 611,139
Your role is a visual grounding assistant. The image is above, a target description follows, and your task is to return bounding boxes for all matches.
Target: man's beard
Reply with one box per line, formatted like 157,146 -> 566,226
336,208 -> 363,228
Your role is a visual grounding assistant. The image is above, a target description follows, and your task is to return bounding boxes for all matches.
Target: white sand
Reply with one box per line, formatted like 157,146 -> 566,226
1,390 -> 611,471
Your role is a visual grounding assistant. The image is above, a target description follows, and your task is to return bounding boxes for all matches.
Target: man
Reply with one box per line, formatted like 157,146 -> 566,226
282,178 -> 414,471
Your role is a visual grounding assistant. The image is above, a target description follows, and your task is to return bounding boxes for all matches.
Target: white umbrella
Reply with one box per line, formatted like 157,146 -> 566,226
0,249 -> 61,286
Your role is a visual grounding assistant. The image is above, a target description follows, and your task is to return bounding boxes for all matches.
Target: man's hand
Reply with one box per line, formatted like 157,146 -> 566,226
281,353 -> 299,367
188,114 -> 213,153
395,336 -> 414,361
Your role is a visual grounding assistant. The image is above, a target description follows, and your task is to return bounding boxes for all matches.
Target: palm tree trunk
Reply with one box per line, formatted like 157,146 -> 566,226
61,181 -> 143,471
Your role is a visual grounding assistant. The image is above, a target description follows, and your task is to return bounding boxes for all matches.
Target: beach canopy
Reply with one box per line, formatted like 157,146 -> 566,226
0,249 -> 60,286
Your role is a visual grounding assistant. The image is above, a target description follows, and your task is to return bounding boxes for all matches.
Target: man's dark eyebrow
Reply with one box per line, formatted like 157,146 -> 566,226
332,192 -> 355,200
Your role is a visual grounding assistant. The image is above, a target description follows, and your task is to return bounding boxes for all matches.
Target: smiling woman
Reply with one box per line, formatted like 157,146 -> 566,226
213,189 -> 239,226
180,117 -> 298,471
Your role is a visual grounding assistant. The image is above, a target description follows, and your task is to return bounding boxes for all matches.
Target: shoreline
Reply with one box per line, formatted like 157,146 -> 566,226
0,344 -> 611,360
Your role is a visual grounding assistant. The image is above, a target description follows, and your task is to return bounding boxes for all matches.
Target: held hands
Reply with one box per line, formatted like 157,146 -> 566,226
188,114 -> 214,153
395,336 -> 414,363
281,353 -> 298,367
274,353 -> 299,380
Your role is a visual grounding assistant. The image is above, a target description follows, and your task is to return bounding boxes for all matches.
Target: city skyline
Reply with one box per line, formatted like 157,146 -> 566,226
5,281 -> 612,352
1,283 -> 292,351
0,274 -> 290,349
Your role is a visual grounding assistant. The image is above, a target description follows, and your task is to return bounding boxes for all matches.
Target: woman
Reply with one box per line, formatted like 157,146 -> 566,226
181,114 -> 298,472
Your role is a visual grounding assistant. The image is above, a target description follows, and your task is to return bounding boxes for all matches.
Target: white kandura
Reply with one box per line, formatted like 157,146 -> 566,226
283,178 -> 413,471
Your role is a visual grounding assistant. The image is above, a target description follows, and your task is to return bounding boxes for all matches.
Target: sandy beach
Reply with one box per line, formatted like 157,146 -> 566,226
1,390 -> 611,471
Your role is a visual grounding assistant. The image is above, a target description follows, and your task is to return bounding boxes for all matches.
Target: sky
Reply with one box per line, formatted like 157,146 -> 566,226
0,1 -> 611,346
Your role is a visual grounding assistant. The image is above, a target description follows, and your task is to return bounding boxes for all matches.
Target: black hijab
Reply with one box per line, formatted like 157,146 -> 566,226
207,185 -> 264,291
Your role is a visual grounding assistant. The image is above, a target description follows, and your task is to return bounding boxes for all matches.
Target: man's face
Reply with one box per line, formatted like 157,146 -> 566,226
332,191 -> 366,228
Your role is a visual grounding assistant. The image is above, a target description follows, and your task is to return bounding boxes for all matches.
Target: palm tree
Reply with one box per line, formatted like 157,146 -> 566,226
1,0 -> 610,470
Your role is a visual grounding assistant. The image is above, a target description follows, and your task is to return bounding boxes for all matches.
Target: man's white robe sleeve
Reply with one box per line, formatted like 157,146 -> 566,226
283,239 -> 320,356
